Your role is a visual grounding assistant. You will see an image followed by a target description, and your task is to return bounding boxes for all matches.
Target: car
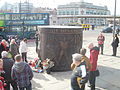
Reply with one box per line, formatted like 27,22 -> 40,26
116,26 -> 120,30
102,27 -> 113,33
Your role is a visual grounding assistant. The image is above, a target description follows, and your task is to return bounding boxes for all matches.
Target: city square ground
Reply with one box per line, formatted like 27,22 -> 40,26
27,28 -> 120,90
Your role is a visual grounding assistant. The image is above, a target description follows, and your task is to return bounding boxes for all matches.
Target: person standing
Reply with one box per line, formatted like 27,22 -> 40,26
1,51 -> 18,90
91,25 -> 95,30
71,53 -> 88,90
97,32 -> 105,54
80,48 -> 92,71
111,34 -> 119,56
9,39 -> 19,61
71,48 -> 92,71
11,54 -> 33,90
0,39 -> 8,58
88,43 -> 99,90
19,38 -> 28,62
116,27 -> 120,36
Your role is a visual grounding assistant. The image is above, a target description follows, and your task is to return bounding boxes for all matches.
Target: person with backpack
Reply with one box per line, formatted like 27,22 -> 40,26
71,48 -> 92,71
71,53 -> 88,90
11,54 -> 33,90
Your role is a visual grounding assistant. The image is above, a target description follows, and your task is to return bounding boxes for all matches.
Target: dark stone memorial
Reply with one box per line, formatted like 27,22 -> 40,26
37,26 -> 83,71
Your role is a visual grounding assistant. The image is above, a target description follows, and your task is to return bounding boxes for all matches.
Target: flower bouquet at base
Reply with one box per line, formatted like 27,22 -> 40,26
41,58 -> 54,74
29,58 -> 43,73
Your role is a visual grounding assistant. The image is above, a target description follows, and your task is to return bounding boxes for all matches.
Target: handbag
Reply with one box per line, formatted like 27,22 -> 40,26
95,69 -> 100,77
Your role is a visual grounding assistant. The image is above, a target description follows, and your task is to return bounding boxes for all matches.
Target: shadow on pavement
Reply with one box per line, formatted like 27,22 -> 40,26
32,80 -> 43,90
96,65 -> 120,90
103,54 -> 120,58
33,73 -> 50,81
51,71 -> 72,81
102,54 -> 113,57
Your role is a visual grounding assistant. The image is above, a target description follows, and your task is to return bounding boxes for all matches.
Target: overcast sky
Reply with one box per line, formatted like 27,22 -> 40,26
0,0 -> 119,15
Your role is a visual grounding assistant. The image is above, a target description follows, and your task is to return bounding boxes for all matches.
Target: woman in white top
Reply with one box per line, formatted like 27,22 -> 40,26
19,38 -> 28,62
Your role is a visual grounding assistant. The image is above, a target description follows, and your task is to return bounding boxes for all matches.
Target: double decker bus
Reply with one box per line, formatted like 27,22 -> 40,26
0,13 -> 49,39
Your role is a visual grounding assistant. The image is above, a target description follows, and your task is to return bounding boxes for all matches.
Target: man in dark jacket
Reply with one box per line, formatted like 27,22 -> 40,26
111,34 -> 119,56
71,53 -> 88,90
88,43 -> 99,90
1,51 -> 18,90
11,54 -> 33,90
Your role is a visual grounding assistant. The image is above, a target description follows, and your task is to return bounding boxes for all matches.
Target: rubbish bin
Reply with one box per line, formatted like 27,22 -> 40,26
37,26 -> 83,71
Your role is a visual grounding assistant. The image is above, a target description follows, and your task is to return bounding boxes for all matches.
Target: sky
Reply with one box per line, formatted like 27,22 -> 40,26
0,0 -> 119,15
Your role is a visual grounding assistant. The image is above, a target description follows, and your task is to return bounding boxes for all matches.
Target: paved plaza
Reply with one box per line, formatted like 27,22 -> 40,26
27,28 -> 120,90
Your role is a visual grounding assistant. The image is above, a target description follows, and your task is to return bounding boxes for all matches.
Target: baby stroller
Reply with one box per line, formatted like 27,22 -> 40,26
0,71 -> 6,90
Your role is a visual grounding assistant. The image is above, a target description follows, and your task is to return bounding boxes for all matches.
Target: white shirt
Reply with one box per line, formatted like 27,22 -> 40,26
19,41 -> 28,53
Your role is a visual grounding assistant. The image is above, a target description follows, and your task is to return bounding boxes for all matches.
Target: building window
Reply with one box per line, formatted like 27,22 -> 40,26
71,11 -> 74,15
59,11 -> 62,15
67,11 -> 70,15
63,11 -> 65,15
75,11 -> 79,15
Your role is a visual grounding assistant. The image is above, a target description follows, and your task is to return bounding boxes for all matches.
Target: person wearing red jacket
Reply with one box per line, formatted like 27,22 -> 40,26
88,43 -> 99,90
97,32 -> 105,54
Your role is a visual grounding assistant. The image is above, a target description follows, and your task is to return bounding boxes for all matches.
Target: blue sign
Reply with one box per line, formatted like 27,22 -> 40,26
5,20 -> 48,26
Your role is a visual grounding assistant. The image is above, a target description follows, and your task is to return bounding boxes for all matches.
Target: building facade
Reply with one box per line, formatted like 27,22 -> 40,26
57,1 -> 110,26
0,2 -> 33,13
19,2 -> 33,13
0,2 -> 13,13
33,7 -> 58,25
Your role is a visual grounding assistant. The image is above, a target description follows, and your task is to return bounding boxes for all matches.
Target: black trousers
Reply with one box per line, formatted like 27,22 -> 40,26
98,44 -> 103,54
19,83 -> 32,90
89,71 -> 96,90
113,46 -> 117,56
22,52 -> 27,62
5,80 -> 18,90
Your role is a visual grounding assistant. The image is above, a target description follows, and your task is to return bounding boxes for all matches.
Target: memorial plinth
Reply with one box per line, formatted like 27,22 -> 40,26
38,26 -> 83,71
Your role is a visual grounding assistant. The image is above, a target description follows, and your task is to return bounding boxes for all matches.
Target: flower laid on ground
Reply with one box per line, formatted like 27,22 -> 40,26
29,58 -> 54,73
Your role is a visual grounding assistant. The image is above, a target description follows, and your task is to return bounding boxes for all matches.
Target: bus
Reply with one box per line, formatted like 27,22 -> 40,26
0,13 -> 49,39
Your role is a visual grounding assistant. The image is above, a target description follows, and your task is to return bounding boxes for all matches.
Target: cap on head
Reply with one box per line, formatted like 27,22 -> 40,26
72,53 -> 82,62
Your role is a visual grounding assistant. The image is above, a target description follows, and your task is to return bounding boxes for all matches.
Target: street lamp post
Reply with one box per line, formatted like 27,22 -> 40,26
113,0 -> 117,39
22,21 -> 25,38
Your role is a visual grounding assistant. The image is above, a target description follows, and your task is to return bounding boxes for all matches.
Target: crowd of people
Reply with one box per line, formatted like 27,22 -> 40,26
70,32 -> 119,90
0,31 -> 119,90
0,37 -> 33,90
71,43 -> 99,90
